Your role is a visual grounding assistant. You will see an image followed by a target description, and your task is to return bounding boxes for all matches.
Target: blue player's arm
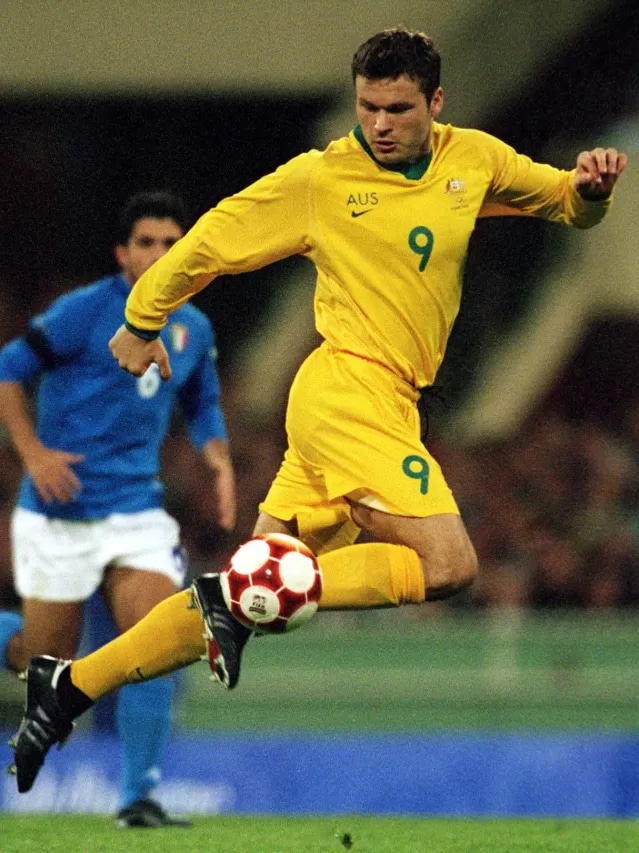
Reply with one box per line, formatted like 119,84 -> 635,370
178,324 -> 236,531
0,336 -> 84,503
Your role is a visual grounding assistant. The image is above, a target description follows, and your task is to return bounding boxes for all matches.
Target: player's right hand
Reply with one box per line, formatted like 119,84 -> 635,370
25,445 -> 84,504
108,324 -> 172,380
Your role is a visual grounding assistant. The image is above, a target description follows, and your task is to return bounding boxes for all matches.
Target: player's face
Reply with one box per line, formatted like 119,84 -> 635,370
115,217 -> 183,286
355,74 -> 443,165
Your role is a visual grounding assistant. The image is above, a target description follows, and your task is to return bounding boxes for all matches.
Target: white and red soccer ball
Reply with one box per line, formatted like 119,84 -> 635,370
220,533 -> 323,633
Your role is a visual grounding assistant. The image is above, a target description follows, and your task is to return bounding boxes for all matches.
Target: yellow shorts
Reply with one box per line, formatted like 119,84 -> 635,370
260,344 -> 459,551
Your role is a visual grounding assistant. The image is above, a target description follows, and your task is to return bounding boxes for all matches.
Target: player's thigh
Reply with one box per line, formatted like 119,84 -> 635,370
103,566 -> 180,632
350,504 -> 477,592
253,512 -> 297,537
19,599 -> 84,663
259,454 -> 361,555
10,508 -> 101,665
101,509 -> 185,631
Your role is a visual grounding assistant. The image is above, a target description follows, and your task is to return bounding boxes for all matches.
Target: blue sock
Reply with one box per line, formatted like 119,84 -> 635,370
0,611 -> 23,670
116,676 -> 176,808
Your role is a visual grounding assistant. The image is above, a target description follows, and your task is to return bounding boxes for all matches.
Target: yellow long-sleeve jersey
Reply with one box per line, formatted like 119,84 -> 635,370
126,122 -> 610,388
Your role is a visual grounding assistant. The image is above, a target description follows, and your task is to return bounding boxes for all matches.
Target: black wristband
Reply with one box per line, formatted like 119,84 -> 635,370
124,319 -> 160,341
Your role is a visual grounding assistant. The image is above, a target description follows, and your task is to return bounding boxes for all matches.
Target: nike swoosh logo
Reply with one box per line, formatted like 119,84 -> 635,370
351,209 -> 373,218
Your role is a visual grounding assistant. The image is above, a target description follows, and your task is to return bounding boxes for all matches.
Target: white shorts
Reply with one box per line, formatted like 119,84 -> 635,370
11,507 -> 185,602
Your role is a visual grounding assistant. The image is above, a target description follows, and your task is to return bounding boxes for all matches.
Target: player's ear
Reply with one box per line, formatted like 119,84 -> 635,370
429,87 -> 444,118
114,243 -> 127,268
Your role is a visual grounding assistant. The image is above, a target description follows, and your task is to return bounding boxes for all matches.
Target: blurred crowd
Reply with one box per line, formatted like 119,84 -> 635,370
3,387 -> 639,613
434,405 -> 639,611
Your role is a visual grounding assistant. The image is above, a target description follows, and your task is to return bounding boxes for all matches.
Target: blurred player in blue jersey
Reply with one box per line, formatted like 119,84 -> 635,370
0,190 -> 236,826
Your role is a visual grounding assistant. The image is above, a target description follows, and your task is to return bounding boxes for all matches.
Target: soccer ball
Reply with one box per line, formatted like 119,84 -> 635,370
220,533 -> 323,633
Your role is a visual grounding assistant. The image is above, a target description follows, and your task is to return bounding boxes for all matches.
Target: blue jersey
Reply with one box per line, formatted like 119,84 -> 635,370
0,274 -> 228,520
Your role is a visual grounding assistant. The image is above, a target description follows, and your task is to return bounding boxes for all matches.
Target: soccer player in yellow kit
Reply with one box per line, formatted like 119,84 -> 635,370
9,27 -> 627,793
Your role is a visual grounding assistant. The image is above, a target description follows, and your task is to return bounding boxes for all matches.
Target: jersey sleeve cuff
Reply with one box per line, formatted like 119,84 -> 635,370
124,320 -> 161,341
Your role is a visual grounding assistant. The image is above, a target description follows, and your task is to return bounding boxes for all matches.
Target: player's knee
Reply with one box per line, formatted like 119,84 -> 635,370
421,540 -> 478,602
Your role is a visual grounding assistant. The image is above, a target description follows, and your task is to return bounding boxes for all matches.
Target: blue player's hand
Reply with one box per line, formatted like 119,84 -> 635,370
24,444 -> 84,503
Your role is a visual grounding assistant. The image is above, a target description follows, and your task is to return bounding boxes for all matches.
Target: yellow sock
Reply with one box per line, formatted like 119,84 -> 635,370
318,542 -> 425,609
71,590 -> 205,700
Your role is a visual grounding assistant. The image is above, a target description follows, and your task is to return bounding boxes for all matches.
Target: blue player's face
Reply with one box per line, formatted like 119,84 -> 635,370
115,217 -> 184,286
355,74 -> 443,165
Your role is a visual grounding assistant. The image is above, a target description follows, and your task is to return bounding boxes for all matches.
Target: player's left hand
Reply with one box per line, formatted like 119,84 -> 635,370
573,147 -> 628,199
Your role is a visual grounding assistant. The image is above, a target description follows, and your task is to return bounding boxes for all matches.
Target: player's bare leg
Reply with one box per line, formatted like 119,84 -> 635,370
348,506 -> 477,600
5,599 -> 84,672
103,566 -> 179,632
252,512 -> 297,538
255,507 -> 476,606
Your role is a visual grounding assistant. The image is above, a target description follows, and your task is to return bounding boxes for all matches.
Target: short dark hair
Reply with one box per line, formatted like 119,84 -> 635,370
116,190 -> 189,245
351,27 -> 441,102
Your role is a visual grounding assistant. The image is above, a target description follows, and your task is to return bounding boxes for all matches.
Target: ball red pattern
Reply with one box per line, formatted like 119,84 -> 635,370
220,532 -> 323,633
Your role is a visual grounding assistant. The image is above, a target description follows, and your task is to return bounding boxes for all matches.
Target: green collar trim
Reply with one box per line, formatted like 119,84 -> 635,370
353,125 -> 433,179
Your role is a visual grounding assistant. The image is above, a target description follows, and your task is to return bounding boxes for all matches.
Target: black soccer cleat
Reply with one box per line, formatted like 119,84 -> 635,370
190,573 -> 252,690
116,798 -> 192,829
7,655 -> 76,793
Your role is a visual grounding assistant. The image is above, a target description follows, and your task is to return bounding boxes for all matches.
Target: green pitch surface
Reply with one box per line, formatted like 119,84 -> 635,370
1,816 -> 639,852
177,611 -> 639,733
